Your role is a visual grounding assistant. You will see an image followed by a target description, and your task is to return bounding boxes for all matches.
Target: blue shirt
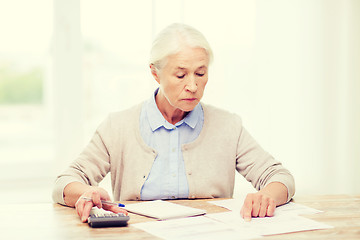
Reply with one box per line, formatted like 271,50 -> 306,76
139,89 -> 204,200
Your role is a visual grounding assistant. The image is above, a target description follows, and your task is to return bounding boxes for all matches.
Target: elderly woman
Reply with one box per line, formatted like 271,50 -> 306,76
52,23 -> 295,223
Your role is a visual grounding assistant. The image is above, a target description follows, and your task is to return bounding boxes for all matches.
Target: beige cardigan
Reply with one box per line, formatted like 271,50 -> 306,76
52,103 -> 295,205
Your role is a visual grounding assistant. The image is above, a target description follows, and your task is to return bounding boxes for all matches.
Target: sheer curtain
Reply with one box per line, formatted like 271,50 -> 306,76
52,0 -> 360,196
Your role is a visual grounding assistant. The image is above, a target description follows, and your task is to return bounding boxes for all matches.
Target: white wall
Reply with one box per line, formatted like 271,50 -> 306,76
52,0 -> 360,196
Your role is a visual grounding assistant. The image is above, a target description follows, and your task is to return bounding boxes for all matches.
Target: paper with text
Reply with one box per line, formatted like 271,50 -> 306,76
133,215 -> 262,240
206,211 -> 333,236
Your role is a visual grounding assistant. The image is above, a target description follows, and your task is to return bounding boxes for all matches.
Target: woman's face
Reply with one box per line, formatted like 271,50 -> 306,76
152,46 -> 209,113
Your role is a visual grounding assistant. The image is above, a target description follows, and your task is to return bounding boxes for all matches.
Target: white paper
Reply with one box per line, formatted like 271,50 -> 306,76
208,199 -> 323,216
275,202 -> 323,216
206,211 -> 333,236
124,200 -> 206,220
133,215 -> 262,240
131,199 -> 332,238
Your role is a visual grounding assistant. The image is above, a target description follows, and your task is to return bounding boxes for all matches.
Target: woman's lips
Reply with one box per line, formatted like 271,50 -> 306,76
183,98 -> 197,101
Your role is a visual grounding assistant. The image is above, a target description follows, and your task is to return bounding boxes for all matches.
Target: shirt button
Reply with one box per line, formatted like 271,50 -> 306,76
188,172 -> 192,175
172,127 -> 176,130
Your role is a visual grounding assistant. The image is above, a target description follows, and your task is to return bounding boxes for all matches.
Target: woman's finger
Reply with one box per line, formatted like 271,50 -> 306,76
91,191 -> 103,209
241,195 -> 254,221
266,198 -> 276,217
251,197 -> 261,217
81,201 -> 94,222
103,205 -> 128,216
75,198 -> 85,218
258,196 -> 269,218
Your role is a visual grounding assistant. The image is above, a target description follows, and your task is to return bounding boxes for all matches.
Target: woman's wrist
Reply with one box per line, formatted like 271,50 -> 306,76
63,182 -> 93,207
260,182 -> 288,206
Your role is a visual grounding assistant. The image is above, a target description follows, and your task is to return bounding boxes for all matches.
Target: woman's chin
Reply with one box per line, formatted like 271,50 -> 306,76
179,103 -> 198,112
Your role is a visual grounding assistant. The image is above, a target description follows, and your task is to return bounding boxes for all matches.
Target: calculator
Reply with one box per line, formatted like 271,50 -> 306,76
87,207 -> 130,228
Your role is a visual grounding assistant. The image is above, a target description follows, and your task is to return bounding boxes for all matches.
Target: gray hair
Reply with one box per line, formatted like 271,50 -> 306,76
149,23 -> 213,69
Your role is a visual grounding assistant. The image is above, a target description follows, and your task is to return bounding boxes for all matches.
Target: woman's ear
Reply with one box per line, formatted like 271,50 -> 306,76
150,64 -> 160,84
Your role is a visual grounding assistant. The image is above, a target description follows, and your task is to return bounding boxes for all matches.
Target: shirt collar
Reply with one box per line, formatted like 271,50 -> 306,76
146,88 -> 201,131
183,103 -> 201,129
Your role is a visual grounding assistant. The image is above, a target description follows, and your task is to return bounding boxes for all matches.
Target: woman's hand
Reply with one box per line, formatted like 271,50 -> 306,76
64,182 -> 127,223
240,182 -> 288,221
240,192 -> 276,221
75,188 -> 127,222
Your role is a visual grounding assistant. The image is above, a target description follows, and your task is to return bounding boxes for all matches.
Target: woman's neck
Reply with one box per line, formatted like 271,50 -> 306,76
155,93 -> 187,125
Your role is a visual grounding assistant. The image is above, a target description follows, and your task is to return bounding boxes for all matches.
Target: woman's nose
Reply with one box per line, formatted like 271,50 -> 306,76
186,76 -> 197,92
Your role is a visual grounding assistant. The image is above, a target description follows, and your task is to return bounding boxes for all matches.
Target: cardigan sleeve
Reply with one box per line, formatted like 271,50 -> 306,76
235,125 -> 295,202
52,115 -> 113,205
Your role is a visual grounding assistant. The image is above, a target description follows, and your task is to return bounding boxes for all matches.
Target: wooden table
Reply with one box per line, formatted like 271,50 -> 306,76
1,195 -> 359,239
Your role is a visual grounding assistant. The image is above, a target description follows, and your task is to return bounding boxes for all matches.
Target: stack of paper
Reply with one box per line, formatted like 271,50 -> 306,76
130,198 -> 333,240
134,215 -> 261,240
207,199 -> 333,236
206,211 -> 333,236
124,200 -> 206,220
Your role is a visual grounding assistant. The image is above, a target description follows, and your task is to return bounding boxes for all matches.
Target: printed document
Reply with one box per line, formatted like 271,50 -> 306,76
207,199 -> 333,236
206,211 -> 333,236
133,215 -> 261,240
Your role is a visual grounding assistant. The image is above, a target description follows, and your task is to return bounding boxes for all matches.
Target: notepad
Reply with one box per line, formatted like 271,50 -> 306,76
124,200 -> 207,220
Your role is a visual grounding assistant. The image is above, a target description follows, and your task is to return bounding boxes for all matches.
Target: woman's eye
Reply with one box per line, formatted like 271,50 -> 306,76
177,75 -> 185,79
196,73 -> 205,77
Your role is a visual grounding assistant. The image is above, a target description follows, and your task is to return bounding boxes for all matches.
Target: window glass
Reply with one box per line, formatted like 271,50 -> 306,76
0,1 -> 53,176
